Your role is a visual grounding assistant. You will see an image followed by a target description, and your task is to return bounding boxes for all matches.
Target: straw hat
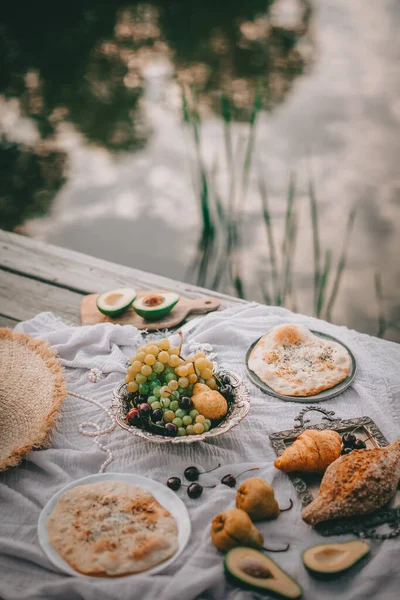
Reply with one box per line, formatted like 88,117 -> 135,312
0,328 -> 66,471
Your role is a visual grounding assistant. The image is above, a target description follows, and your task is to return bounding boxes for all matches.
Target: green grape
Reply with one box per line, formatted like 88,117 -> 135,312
163,410 -> 175,423
164,366 -> 175,377
148,372 -> 158,381
136,373 -> 147,384
178,427 -> 186,437
153,386 -> 162,397
178,387 -> 187,395
169,380 -> 179,391
178,377 -> 189,388
193,423 -> 204,434
186,425 -> 194,435
165,372 -> 177,383
199,377 -> 206,384
182,415 -> 192,426
170,400 -> 179,412
204,419 -> 212,429
150,379 -> 161,390
187,384 -> 194,397
170,390 -> 179,401
175,408 -> 187,419
189,409 -> 199,420
160,385 -> 171,398
147,395 -> 158,404
153,361 -> 165,374
203,422 -> 211,432
160,398 -> 170,408
172,417 -> 183,428
151,401 -> 162,410
138,383 -> 149,395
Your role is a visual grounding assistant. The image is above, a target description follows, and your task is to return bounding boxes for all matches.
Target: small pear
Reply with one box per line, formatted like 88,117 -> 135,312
236,478 -> 280,521
211,508 -> 264,552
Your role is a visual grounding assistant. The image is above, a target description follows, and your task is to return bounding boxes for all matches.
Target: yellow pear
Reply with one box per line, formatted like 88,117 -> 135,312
210,508 -> 264,552
191,383 -> 228,420
236,478 -> 280,521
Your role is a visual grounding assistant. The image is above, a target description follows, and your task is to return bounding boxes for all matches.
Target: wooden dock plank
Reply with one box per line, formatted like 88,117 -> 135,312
0,230 -> 244,307
0,315 -> 19,328
0,269 -> 82,324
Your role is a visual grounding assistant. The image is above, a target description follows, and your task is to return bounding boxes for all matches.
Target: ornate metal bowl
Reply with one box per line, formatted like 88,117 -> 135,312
112,370 -> 250,444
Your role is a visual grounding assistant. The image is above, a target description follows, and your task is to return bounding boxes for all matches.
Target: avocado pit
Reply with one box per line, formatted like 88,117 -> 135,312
239,556 -> 272,579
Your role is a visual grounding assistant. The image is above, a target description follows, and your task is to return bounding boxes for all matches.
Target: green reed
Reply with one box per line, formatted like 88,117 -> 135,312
182,84 -> 361,328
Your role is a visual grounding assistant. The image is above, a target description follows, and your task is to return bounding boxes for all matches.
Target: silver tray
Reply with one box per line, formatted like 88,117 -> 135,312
246,330 -> 357,403
112,370 -> 250,444
270,406 -> 400,538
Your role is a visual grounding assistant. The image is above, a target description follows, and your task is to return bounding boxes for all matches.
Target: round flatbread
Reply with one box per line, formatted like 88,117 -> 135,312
47,480 -> 178,577
248,324 -> 351,397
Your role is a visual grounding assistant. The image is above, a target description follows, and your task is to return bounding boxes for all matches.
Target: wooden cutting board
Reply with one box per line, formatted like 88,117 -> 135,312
80,290 -> 221,330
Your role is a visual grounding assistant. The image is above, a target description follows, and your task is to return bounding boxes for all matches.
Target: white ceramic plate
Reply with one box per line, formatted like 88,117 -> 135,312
38,472 -> 191,578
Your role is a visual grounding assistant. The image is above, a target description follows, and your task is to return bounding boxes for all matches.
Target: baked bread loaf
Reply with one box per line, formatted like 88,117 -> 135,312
274,430 -> 342,473
302,439 -> 400,525
47,481 -> 178,576
248,323 -> 351,396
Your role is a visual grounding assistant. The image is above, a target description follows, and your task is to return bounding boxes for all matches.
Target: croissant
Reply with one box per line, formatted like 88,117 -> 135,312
302,439 -> 400,525
274,429 -> 342,473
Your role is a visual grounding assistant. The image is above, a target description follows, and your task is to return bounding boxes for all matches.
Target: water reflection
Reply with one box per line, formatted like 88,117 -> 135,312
0,1 -> 399,340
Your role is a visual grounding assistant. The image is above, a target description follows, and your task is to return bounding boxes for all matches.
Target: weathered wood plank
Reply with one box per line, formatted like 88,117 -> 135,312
0,230 -> 245,308
0,315 -> 18,328
0,269 -> 82,324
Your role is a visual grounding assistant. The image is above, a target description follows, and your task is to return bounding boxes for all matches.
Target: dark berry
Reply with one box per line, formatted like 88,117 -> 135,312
179,396 -> 193,410
126,408 -> 141,426
353,439 -> 367,450
221,474 -> 236,487
165,423 -> 178,437
342,447 -> 353,455
151,409 -> 163,422
138,394 -> 148,403
342,433 -> 356,448
184,466 -> 200,481
138,403 -> 151,415
187,483 -> 203,499
167,477 -> 181,491
221,467 -> 258,487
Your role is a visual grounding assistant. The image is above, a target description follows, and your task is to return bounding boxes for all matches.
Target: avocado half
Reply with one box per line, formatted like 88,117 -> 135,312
96,288 -> 136,317
133,292 -> 180,321
302,540 -> 370,579
224,547 -> 302,599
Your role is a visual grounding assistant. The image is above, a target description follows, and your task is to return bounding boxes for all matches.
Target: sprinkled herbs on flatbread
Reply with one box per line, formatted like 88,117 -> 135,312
248,324 -> 351,396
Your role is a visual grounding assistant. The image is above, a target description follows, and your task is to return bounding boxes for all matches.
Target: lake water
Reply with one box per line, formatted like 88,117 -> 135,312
1,0 -> 399,340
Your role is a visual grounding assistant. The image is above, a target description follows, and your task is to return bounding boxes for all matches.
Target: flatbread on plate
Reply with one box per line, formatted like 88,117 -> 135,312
47,480 -> 178,577
248,323 -> 351,397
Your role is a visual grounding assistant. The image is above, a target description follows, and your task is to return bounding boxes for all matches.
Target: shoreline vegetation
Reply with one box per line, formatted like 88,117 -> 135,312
182,84 -> 398,340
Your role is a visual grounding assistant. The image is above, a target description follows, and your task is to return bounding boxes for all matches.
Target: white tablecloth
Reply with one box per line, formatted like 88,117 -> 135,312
1,305 -> 400,600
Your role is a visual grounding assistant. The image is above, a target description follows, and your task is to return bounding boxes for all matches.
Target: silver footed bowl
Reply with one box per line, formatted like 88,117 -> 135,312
112,370 -> 250,444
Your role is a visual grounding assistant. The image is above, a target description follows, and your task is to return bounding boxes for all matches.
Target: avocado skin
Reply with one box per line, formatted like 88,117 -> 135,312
224,551 -> 303,599
96,304 -> 129,317
302,543 -> 370,580
96,299 -> 133,317
133,299 -> 179,321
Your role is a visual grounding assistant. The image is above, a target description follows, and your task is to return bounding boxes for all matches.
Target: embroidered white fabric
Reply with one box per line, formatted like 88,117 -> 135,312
1,306 -> 400,600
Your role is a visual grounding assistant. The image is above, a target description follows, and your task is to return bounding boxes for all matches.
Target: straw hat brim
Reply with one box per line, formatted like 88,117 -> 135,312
0,328 -> 66,471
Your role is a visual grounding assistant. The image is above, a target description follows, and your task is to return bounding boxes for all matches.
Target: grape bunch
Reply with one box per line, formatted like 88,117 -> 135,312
124,337 -> 219,437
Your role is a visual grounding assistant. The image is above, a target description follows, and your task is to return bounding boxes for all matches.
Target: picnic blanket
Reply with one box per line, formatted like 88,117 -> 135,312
1,304 -> 400,600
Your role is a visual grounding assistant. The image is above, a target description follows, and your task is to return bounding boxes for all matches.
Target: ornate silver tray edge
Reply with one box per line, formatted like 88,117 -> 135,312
269,406 -> 400,538
112,370 -> 250,445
